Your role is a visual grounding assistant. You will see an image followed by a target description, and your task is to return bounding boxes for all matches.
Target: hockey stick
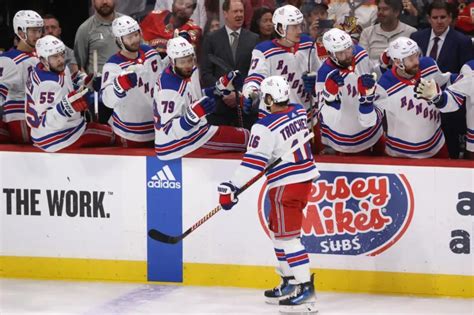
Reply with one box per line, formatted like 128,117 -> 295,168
93,50 -> 99,121
306,38 -> 318,141
208,54 -> 244,128
148,132 -> 315,244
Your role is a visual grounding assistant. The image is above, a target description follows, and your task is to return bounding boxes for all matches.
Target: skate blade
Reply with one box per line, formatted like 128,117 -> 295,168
265,297 -> 280,305
279,302 -> 318,314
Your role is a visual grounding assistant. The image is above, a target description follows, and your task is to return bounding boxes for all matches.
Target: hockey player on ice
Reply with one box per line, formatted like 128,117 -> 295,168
315,28 -> 384,155
242,5 -> 321,121
26,35 -> 114,152
0,10 -> 43,144
101,15 -> 167,148
218,76 -> 319,314
375,37 -> 458,159
154,36 -> 249,160
415,59 -> 474,159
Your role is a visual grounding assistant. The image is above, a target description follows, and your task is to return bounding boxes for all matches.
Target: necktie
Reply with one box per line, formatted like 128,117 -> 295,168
230,31 -> 239,60
429,36 -> 440,61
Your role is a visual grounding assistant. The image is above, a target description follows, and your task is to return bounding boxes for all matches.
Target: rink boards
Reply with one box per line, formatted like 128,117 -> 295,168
0,150 -> 473,297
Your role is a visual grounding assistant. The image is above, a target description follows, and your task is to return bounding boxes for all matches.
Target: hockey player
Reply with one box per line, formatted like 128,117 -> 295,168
375,37 -> 458,159
0,10 -> 43,144
242,5 -> 321,120
26,35 -> 114,152
154,36 -> 249,160
218,76 -> 319,314
415,60 -> 474,159
101,15 -> 167,147
315,28 -> 384,155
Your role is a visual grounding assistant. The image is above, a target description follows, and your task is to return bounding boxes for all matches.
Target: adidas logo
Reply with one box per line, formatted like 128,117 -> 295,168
147,165 -> 181,189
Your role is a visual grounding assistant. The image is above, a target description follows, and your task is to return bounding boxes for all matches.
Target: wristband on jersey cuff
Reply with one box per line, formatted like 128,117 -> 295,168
181,107 -> 200,130
113,78 -> 127,98
431,91 -> 447,109
57,98 -> 74,118
358,100 -> 374,114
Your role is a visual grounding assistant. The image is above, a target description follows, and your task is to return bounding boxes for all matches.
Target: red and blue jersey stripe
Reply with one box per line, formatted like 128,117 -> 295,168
155,124 -> 210,157
386,127 -> 444,155
112,113 -> 154,135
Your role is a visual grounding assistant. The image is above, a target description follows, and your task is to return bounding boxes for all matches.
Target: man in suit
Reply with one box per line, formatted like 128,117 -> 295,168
411,0 -> 474,158
200,0 -> 259,129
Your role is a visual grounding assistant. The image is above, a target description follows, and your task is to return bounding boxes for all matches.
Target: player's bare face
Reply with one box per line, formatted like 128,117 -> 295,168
122,31 -> 141,52
402,53 -> 420,76
285,24 -> 303,43
48,51 -> 66,73
26,27 -> 43,46
175,55 -> 195,78
334,46 -> 353,68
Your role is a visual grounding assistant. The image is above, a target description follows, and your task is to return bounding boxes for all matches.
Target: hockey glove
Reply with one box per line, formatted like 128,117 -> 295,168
216,70 -> 243,96
185,96 -> 216,125
323,70 -> 344,108
58,88 -> 89,118
302,72 -> 317,95
414,78 -> 445,107
113,72 -> 138,94
218,181 -> 239,211
357,73 -> 377,106
242,87 -> 259,114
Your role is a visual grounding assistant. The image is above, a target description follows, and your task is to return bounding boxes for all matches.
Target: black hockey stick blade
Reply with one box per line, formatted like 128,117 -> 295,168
148,229 -> 184,244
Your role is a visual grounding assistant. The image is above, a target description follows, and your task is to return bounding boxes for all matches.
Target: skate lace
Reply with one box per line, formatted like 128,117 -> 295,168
288,284 -> 301,298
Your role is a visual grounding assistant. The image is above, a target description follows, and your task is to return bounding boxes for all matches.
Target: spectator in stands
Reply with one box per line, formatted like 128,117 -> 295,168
141,0 -> 202,55
454,0 -> 474,36
74,0 -> 122,74
360,0 -> 417,63
200,0 -> 259,129
249,7 -> 275,42
154,0 -> 207,29
301,2 -> 332,62
43,14 -> 79,74
399,0 -> 421,28
243,0 -> 276,28
203,14 -> 221,37
411,0 -> 474,159
327,0 -> 377,30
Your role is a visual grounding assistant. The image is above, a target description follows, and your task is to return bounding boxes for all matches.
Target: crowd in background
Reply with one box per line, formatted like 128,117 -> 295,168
0,0 -> 473,159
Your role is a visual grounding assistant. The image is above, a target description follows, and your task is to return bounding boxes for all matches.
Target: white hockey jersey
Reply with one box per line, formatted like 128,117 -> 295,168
243,35 -> 321,120
443,60 -> 474,152
0,49 -> 39,123
375,57 -> 457,158
316,45 -> 383,153
154,66 -> 217,160
101,45 -> 167,142
25,64 -> 86,152
231,103 -> 319,190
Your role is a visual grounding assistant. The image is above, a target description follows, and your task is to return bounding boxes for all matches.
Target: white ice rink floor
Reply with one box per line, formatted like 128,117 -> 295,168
1,278 -> 473,315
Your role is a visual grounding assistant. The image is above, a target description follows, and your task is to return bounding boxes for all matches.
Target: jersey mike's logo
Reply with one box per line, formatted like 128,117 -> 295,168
258,171 -> 414,256
147,165 -> 181,189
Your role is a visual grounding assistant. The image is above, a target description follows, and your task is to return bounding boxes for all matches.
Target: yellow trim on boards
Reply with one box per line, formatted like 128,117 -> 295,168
1,256 -> 472,298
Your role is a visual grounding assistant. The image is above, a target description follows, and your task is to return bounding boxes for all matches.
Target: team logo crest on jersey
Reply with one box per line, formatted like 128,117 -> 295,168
258,171 -> 414,256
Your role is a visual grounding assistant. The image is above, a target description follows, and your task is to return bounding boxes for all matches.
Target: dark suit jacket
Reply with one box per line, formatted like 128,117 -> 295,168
410,27 -> 474,74
200,27 -> 259,128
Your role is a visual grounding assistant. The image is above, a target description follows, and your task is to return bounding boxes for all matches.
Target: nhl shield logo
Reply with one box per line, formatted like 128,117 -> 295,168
258,171 -> 414,256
